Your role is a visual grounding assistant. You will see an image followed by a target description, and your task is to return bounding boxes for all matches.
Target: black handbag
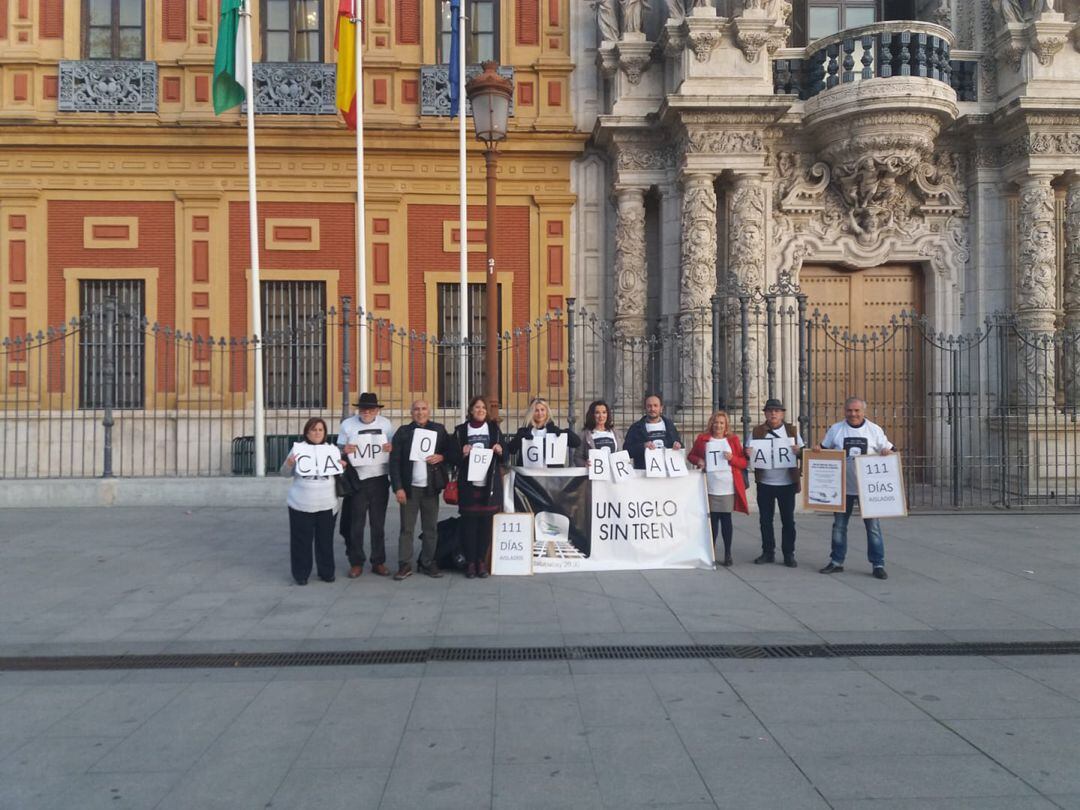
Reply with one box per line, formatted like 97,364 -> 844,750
428,461 -> 448,493
335,463 -> 362,498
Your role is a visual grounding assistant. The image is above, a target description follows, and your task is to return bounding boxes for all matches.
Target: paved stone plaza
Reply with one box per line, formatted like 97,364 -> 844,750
0,507 -> 1078,809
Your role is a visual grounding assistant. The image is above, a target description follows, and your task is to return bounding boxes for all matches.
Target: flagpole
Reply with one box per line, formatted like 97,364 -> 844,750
240,0 -> 265,477
354,0 -> 369,393
457,0 -> 469,419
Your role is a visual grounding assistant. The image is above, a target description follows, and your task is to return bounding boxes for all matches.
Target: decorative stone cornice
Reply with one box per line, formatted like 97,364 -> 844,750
679,8 -> 727,64
1030,16 -> 1074,65
682,129 -> 765,155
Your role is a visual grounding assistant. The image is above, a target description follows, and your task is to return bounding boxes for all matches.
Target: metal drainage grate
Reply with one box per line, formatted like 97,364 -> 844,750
2,641 -> 1079,672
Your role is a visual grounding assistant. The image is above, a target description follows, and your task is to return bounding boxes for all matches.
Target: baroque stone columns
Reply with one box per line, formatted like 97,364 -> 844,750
612,185 -> 648,416
727,174 -> 768,411
679,173 -> 718,413
1063,179 -> 1080,406
1014,174 -> 1058,407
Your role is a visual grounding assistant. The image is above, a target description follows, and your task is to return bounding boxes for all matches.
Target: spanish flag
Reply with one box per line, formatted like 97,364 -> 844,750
335,0 -> 358,129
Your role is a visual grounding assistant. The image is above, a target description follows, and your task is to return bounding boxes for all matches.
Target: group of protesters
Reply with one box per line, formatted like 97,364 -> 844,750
282,391 -> 893,585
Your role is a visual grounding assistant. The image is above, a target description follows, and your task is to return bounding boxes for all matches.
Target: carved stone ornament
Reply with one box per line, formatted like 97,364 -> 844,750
680,175 -> 719,310
688,27 -> 722,61
683,129 -> 765,155
728,176 -> 767,290
732,0 -> 791,61
616,39 -> 654,84
1002,127 -> 1080,165
1065,183 -> 1080,319
616,142 -> 675,171
1016,175 -> 1057,314
1029,17 -> 1074,64
613,188 -> 649,323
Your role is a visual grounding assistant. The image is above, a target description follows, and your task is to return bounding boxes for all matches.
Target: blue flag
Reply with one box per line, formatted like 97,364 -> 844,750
448,0 -> 461,118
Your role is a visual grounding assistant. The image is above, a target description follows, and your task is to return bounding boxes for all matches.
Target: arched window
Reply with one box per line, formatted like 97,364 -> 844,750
83,0 -> 145,59
262,0 -> 323,62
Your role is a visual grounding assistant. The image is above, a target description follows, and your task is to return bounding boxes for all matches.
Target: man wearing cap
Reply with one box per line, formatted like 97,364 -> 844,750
337,392 -> 395,578
749,399 -> 804,567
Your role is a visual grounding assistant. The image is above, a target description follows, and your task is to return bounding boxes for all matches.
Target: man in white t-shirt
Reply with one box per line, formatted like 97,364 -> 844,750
337,392 -> 395,578
750,399 -> 805,567
818,397 -> 894,580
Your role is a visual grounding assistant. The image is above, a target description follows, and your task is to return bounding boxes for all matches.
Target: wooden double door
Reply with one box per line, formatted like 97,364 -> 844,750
800,264 -> 923,448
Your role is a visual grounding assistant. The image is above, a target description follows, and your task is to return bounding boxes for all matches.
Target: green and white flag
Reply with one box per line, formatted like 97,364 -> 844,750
213,0 -> 249,114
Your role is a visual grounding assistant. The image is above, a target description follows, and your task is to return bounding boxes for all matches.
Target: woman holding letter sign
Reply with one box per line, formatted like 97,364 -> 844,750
688,410 -> 748,567
280,417 -> 344,586
818,397 -> 894,580
507,397 -> 580,467
453,396 -> 506,579
574,400 -> 624,466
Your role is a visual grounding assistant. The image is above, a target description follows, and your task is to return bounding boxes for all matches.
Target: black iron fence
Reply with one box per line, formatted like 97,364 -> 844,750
2,295 -> 1078,511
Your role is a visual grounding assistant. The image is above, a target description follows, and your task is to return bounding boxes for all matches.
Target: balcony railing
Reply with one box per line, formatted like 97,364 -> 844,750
771,21 -> 976,102
419,64 -> 514,117
58,60 -> 158,113
246,62 -> 337,115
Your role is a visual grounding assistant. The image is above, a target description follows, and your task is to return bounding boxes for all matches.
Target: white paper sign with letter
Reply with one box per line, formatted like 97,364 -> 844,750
588,448 -> 612,481
610,450 -> 635,483
467,447 -> 495,483
664,448 -> 689,477
522,439 -> 545,469
704,439 -> 730,471
644,447 -> 667,478
409,428 -> 438,462
291,443 -> 344,477
347,432 -> 387,467
544,432 -> 568,466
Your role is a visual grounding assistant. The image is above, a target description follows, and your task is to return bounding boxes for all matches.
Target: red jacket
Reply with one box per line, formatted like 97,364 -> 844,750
687,432 -> 749,514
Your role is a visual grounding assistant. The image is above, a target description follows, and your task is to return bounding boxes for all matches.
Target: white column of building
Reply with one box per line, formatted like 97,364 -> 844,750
678,172 -> 717,417
612,185 -> 649,418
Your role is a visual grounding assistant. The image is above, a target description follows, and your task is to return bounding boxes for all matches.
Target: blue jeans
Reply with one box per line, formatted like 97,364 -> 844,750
830,496 -> 885,568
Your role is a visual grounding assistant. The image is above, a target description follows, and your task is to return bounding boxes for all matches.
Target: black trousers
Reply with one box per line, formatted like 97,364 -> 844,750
756,483 -> 797,557
344,475 -> 390,566
709,512 -> 733,554
460,511 -> 495,564
289,507 -> 336,582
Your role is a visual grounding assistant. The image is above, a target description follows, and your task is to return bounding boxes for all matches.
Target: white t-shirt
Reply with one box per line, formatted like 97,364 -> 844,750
337,413 -> 395,481
590,430 -> 617,452
412,459 -> 429,487
821,418 -> 893,493
466,422 -> 491,449
758,426 -> 805,487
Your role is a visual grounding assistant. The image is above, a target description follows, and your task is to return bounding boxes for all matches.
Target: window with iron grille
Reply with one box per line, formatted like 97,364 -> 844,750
437,282 -> 501,408
83,0 -> 145,59
262,280 -> 327,409
79,280 -> 145,409
262,0 -> 323,62
437,0 -> 498,64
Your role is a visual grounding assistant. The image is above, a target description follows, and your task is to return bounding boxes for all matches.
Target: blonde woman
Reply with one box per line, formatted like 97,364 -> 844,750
688,410 -> 749,567
507,397 -> 580,467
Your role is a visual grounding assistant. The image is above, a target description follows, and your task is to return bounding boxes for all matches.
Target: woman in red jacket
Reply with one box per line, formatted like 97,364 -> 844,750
688,410 -> 749,567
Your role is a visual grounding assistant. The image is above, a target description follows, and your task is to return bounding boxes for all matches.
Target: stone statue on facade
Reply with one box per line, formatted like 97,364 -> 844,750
621,0 -> 648,34
992,0 -> 1028,23
593,0 -> 621,43
666,0 -> 712,20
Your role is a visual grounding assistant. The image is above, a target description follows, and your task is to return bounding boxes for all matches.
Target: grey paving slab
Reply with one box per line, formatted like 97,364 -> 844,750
41,681 -> 186,738
944,717 -> 1080,794
828,799 -> 1060,810
693,750 -> 831,809
796,753 -> 1037,801
584,724 -> 715,808
491,762 -> 606,810
494,697 -> 590,763
268,766 -> 389,810
37,771 -> 182,810
0,735 -> 121,779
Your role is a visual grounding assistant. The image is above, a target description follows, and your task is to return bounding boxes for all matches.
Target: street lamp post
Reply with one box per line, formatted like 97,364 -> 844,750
465,62 -> 512,421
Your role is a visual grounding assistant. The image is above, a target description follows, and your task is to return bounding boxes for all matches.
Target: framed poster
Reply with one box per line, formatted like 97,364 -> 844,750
854,453 -> 907,518
802,449 -> 846,512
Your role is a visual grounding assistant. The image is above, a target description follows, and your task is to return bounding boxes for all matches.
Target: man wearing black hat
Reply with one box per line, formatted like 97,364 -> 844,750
337,392 -> 395,578
749,399 -> 804,567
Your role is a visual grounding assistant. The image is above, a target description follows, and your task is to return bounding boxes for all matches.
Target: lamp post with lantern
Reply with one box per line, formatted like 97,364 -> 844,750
465,61 -> 512,421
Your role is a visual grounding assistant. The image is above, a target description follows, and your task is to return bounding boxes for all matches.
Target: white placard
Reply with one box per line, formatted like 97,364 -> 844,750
467,447 -> 495,483
491,513 -> 533,576
544,432 -> 569,466
610,450 -> 635,483
347,432 -> 387,467
522,438 -> 545,468
588,448 -> 613,481
409,428 -> 438,462
855,453 -> 907,518
802,450 -> 846,512
704,439 -> 730,471
644,446 -> 667,478
749,439 -> 775,470
664,448 -> 689,477
291,443 -> 344,477
773,436 -> 799,469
